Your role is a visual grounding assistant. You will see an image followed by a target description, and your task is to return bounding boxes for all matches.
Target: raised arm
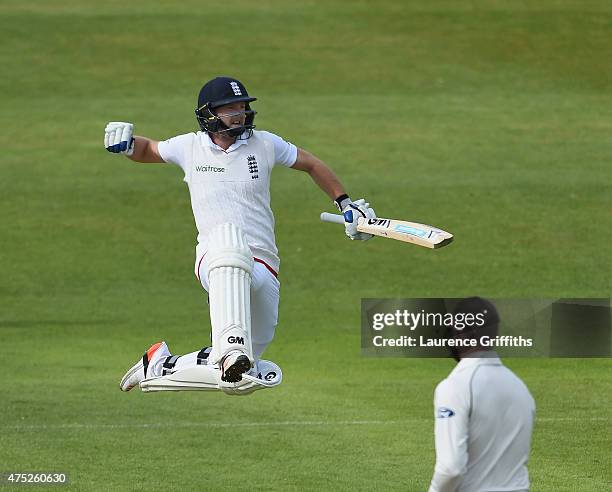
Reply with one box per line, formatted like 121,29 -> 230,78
104,122 -> 164,163
129,136 -> 164,163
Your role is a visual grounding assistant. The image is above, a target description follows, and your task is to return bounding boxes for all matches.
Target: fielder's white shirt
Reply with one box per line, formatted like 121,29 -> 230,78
429,353 -> 535,492
158,130 -> 297,274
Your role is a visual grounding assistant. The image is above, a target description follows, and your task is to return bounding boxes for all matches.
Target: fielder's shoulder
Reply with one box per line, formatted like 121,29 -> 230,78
434,376 -> 454,397
437,367 -> 472,396
434,374 -> 471,412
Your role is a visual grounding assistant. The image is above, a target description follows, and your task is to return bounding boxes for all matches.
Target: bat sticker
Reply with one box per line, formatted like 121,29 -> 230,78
394,224 -> 428,238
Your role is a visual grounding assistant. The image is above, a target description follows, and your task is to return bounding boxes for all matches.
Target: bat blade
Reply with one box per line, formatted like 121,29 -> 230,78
320,213 -> 453,249
357,217 -> 453,249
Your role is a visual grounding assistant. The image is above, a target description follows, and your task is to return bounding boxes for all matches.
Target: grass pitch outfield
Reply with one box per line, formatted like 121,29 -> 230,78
1,0 -> 611,490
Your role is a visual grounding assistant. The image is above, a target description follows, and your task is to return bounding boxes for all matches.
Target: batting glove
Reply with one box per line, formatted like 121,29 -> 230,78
335,196 -> 376,241
104,122 -> 135,156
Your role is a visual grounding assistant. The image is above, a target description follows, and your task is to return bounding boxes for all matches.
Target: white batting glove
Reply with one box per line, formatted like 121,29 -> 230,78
337,197 -> 376,241
104,122 -> 135,156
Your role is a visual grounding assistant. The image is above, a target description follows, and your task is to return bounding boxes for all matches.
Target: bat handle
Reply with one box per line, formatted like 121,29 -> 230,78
320,212 -> 345,225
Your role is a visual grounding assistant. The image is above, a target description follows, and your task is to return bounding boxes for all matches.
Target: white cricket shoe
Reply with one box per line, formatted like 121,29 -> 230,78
120,341 -> 171,392
220,350 -> 251,383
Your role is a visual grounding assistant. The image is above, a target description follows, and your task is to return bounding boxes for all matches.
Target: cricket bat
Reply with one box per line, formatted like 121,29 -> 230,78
320,213 -> 453,249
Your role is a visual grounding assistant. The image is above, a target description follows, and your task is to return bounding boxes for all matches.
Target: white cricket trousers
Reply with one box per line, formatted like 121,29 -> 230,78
199,257 -> 280,360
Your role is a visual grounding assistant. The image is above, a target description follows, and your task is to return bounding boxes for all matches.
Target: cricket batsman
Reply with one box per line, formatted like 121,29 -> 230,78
429,298 -> 536,492
105,76 -> 375,394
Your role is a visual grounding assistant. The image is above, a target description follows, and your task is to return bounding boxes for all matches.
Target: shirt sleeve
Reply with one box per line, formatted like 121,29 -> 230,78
428,378 -> 470,492
258,131 -> 298,167
157,133 -> 195,175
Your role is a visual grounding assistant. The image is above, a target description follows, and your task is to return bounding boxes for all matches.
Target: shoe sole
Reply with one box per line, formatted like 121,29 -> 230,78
221,355 -> 251,383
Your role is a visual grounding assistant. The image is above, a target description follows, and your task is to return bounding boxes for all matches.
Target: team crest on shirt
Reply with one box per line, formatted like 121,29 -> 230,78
247,155 -> 259,179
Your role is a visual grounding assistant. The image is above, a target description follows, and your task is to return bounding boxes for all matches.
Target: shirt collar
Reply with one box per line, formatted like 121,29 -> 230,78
200,131 -> 249,153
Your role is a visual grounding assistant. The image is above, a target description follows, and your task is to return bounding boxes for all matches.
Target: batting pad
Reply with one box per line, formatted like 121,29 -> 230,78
206,223 -> 254,365
139,360 -> 282,396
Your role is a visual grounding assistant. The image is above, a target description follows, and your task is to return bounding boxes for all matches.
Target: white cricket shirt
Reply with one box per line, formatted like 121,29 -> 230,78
158,130 -> 297,274
429,353 -> 535,492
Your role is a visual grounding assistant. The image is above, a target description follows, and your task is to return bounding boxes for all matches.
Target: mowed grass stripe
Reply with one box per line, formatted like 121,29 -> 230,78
2,416 -> 609,431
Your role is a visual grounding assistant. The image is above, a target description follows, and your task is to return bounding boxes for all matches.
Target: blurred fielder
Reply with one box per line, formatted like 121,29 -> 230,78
429,298 -> 536,492
105,76 -> 375,395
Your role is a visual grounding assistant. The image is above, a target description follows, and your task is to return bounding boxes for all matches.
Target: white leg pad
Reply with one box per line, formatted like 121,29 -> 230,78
206,223 -> 254,365
139,360 -> 282,396
140,365 -> 220,392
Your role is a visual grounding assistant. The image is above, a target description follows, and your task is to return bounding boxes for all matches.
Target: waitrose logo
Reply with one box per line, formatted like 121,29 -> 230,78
195,165 -> 225,172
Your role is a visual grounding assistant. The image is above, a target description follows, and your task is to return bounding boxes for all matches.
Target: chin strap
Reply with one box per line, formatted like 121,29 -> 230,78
226,126 -> 247,138
215,121 -> 254,139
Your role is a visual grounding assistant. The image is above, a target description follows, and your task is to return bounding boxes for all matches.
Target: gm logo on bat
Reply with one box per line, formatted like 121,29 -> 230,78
367,218 -> 391,228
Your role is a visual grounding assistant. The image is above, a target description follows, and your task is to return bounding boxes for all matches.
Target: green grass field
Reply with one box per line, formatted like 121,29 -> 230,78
1,0 -> 611,490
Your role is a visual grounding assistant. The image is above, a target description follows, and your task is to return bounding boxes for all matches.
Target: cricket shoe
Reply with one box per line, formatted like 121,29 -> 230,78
220,350 -> 251,383
120,341 -> 171,392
